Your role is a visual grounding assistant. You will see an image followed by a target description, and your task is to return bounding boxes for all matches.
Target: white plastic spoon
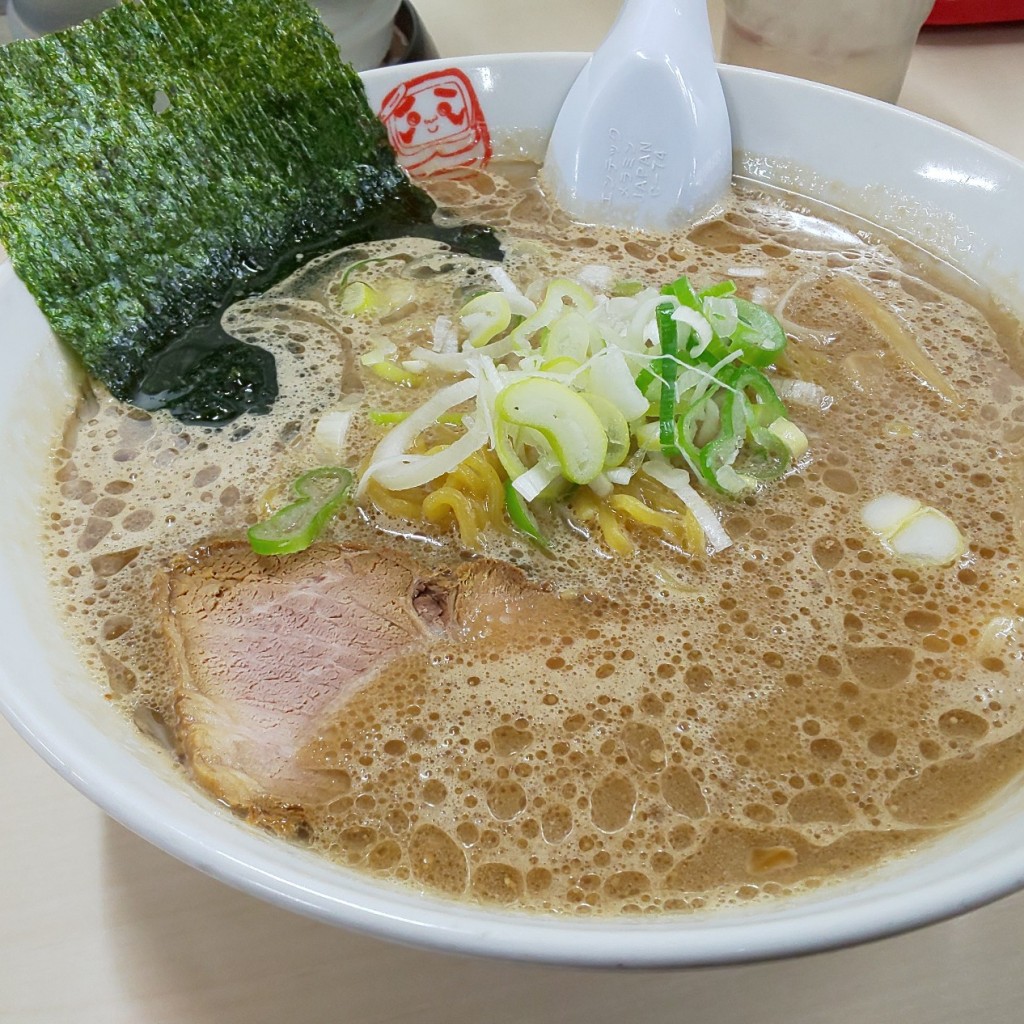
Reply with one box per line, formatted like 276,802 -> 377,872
543,0 -> 732,232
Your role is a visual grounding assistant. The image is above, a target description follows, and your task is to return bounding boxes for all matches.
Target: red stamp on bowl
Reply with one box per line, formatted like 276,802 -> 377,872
378,68 -> 492,179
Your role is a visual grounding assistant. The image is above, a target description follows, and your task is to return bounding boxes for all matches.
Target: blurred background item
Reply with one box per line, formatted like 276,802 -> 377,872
720,0 -> 935,101
4,0 -> 436,69
926,0 -> 1024,23
6,0 -> 111,35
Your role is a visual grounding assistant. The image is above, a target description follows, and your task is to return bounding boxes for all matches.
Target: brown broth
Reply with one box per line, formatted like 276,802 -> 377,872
42,167 -> 1024,915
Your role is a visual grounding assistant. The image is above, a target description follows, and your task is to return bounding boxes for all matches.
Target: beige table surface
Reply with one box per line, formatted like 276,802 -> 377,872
3,2 -> 1024,1022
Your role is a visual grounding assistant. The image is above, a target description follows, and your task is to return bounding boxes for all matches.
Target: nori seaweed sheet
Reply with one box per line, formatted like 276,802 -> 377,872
0,0 -> 497,423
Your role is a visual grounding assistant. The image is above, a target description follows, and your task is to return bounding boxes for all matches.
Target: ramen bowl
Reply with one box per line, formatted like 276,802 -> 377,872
1,53 -> 1023,968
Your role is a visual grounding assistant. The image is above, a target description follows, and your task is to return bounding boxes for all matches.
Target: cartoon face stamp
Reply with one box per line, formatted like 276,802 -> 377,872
378,68 -> 492,179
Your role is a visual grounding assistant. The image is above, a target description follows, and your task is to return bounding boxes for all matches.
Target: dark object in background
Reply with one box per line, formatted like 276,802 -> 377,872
926,0 -> 1024,23
389,2 -> 440,64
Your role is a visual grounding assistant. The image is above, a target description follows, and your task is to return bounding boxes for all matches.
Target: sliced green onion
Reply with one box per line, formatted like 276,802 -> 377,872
581,391 -> 631,469
724,298 -> 787,367
701,295 -> 739,340
539,355 -> 582,374
508,278 -> 598,351
585,346 -> 651,422
338,281 -> 384,315
511,459 -> 564,502
634,364 -> 657,396
369,359 -> 420,387
494,422 -> 530,481
337,255 -> 401,292
248,467 -> 353,556
726,364 -> 789,428
698,280 -> 737,299
368,409 -> 409,425
634,419 -> 661,451
355,270 -> 808,545
460,291 -> 512,348
496,377 -> 607,485
661,274 -> 700,309
612,280 -> 645,297
334,254 -> 414,319
670,288 -> 788,368
741,425 -> 792,483
642,458 -> 732,553
655,303 -> 685,459
767,417 -> 809,460
677,385 -> 752,496
504,479 -> 548,546
541,309 -> 595,364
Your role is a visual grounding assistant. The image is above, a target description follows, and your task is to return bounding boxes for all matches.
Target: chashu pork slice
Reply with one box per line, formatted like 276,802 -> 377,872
159,541 -> 549,828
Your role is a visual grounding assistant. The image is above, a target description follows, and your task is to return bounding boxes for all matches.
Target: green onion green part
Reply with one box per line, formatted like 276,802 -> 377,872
504,481 -> 548,547
248,467 -> 353,556
655,302 -> 685,459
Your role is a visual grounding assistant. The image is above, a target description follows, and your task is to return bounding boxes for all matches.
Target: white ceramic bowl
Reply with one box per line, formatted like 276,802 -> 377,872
2,54 -> 1024,968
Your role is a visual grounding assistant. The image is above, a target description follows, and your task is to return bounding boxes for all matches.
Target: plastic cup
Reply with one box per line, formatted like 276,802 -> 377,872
315,0 -> 403,70
6,0 -> 402,70
720,0 -> 935,102
6,0 -> 112,36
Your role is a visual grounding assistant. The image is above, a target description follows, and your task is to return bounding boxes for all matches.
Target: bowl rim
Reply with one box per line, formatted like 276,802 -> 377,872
3,51 -> 1024,969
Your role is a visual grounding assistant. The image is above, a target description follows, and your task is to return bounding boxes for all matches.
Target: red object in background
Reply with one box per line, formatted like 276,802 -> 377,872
378,68 -> 492,179
926,0 -> 1024,23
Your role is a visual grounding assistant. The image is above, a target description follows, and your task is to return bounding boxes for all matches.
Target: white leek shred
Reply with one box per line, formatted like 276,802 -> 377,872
576,264 -> 616,293
861,492 -> 965,566
770,376 -> 831,410
431,315 -> 458,353
671,305 -> 714,356
641,459 -> 732,553
768,417 -> 809,460
313,407 -> 356,460
585,295 -> 634,357
410,334 -> 520,372
725,266 -> 766,278
467,356 -> 501,444
628,291 -> 675,352
642,320 -> 660,347
585,346 -> 650,421
587,472 -> 614,498
605,466 -> 635,486
487,265 -> 536,316
359,338 -> 397,366
369,420 -> 489,492
701,295 -> 739,341
358,377 -> 481,496
512,460 -> 562,501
